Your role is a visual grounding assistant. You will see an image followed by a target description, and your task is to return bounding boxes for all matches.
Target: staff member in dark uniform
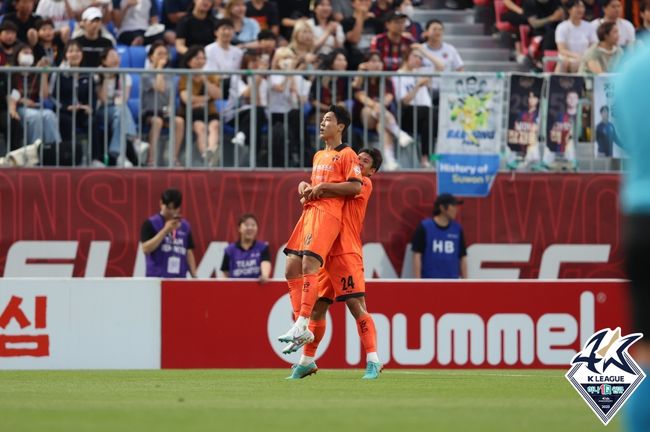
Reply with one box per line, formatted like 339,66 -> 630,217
411,193 -> 468,279
221,213 -> 271,282
141,188 -> 197,278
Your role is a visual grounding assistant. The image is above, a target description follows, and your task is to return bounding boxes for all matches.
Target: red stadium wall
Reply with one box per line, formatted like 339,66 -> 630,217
0,169 -> 623,278
161,280 -> 630,369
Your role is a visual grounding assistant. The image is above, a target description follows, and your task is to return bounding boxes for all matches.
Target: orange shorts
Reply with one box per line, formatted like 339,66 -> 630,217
283,206 -> 341,266
318,253 -> 366,303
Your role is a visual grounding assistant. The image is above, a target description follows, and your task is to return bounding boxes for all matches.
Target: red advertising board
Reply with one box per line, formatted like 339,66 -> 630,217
0,170 -> 623,279
160,280 -> 630,369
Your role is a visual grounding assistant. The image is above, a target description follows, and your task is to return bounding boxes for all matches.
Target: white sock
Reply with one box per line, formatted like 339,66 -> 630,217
366,352 -> 380,364
295,315 -> 310,330
299,355 -> 314,366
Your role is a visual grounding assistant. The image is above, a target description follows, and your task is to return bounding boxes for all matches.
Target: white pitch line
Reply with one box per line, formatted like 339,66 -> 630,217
385,371 -> 551,378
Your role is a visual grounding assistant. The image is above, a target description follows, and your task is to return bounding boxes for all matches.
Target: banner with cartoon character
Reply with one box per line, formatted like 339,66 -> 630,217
506,74 -> 544,170
436,74 -> 504,197
593,74 -> 623,158
544,75 -> 591,170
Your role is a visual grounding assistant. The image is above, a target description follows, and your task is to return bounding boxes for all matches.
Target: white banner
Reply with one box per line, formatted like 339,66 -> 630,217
0,279 -> 160,370
593,74 -> 623,158
436,74 -> 504,154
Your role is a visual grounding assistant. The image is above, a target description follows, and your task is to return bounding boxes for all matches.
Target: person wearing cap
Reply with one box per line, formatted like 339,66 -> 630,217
369,11 -> 414,71
73,7 -> 114,67
411,193 -> 468,279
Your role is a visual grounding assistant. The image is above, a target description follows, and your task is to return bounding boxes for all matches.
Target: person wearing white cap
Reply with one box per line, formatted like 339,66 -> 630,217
70,1 -> 117,45
73,6 -> 114,67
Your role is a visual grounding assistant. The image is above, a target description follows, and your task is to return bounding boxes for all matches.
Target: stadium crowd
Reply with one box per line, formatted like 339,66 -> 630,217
0,0 -> 646,169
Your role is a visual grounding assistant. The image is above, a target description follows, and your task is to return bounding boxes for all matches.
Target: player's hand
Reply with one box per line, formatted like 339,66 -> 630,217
309,183 -> 325,200
298,181 -> 311,195
258,274 -> 269,284
163,217 -> 181,233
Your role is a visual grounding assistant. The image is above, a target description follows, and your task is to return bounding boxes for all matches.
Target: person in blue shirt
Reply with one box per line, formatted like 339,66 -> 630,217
220,213 -> 272,282
411,193 -> 468,279
615,34 -> 650,432
595,105 -> 619,157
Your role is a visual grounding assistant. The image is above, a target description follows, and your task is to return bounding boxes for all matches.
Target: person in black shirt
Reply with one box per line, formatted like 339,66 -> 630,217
33,19 -> 65,67
3,0 -> 41,46
276,0 -> 310,41
73,7 -> 114,67
246,0 -> 280,36
175,0 -> 218,57
162,0 -> 192,30
342,0 -> 384,70
523,0 -> 565,52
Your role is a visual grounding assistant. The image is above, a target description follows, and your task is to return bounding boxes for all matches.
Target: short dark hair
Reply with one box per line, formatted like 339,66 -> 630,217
161,189 -> 183,207
359,148 -> 383,172
183,45 -> 205,68
64,39 -> 84,56
597,21 -> 616,41
215,18 -> 234,32
642,0 -> 650,12
0,20 -> 19,33
602,0 -> 620,8
328,104 -> 351,135
565,0 -> 584,9
600,105 -> 610,114
257,29 -> 277,41
35,18 -> 55,30
426,19 -> 444,30
322,48 -> 347,70
147,39 -> 167,57
238,213 -> 258,226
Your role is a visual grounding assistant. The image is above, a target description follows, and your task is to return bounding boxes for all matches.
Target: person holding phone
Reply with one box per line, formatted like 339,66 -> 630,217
140,188 -> 198,278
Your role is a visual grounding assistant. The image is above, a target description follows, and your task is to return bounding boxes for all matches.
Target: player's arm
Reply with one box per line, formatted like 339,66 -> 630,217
306,180 -> 361,200
259,245 -> 272,284
141,218 -> 179,255
460,256 -> 468,279
459,228 -> 468,279
186,231 -> 197,278
413,252 -> 422,278
411,223 -> 426,278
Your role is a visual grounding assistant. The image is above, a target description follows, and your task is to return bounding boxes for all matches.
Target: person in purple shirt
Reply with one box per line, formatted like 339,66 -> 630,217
141,188 -> 197,278
220,213 -> 271,282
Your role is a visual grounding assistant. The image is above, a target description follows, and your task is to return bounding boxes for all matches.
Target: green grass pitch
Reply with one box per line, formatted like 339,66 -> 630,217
0,369 -> 619,432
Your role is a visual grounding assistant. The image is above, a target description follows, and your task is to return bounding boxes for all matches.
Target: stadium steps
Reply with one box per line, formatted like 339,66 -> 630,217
441,23 -> 485,35
456,48 -> 511,61
461,60 -> 528,72
412,9 -> 474,24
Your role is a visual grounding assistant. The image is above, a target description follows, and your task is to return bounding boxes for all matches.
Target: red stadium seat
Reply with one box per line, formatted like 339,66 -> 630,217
473,0 -> 491,6
519,24 -> 530,55
543,50 -> 558,72
494,0 -> 515,33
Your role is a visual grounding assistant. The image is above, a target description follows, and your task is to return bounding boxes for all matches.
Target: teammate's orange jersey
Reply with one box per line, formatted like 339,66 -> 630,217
307,144 -> 362,221
330,176 -> 372,257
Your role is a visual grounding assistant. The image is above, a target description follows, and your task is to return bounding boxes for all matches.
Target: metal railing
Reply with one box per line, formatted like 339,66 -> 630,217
0,67 -> 621,171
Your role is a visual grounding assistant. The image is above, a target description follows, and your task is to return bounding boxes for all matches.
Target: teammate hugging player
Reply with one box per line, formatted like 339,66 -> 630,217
285,147 -> 383,380
279,105 -> 363,355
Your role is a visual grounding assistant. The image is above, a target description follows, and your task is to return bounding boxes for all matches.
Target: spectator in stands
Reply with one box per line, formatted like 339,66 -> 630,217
48,40 -> 95,165
370,0 -> 396,21
141,188 -> 198,279
268,46 -> 312,167
352,51 -> 413,171
411,193 -> 468,279
311,48 -> 351,113
288,20 -> 319,69
142,41 -> 186,167
579,21 -> 622,74
393,45 -> 444,168
7,44 -> 63,158
69,2 -> 117,46
307,0 -> 345,56
276,0 -> 310,41
421,19 -> 464,72
162,0 -> 192,34
224,49 -> 268,150
112,0 -> 162,46
34,0 -> 72,41
581,0 -> 601,21
3,0 -> 41,46
0,20 -> 19,65
175,0 -> 218,56
370,11 -> 413,71
590,0 -> 635,48
639,0 -> 650,38
246,0 -> 280,36
205,18 -> 243,100
178,45 -> 221,166
332,0 -> 353,21
220,212 -> 271,281
257,28 -> 278,57
33,19 -> 65,67
555,0 -> 596,72
96,47 -> 148,167
224,0 -> 261,48
396,0 -> 422,41
342,0 -> 384,70
523,0 -> 565,53
500,0 -> 529,61
73,7 -> 114,67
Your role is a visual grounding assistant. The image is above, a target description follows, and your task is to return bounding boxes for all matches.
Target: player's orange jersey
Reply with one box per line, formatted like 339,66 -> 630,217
330,176 -> 372,257
307,144 -> 362,221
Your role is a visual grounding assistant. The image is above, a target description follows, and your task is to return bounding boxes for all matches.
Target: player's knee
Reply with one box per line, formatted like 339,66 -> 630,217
301,256 -> 320,275
345,297 -> 367,318
285,255 -> 302,279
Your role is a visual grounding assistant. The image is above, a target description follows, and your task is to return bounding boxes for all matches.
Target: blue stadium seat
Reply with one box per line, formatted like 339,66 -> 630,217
155,0 -> 164,21
128,46 -> 147,68
117,45 -> 130,67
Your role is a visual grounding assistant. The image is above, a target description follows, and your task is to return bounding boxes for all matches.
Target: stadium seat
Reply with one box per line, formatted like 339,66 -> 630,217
494,0 -> 515,33
519,25 -> 530,56
543,50 -> 558,72
473,0 -> 490,6
117,45 -> 130,67
128,46 -> 147,68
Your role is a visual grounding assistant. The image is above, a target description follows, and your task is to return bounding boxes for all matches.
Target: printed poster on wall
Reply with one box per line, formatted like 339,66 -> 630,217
436,74 -> 504,197
544,75 -> 591,170
593,74 -> 623,158
506,74 -> 544,170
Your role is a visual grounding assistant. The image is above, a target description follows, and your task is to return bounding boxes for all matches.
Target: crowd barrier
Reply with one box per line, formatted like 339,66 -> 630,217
1,67 -> 622,171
